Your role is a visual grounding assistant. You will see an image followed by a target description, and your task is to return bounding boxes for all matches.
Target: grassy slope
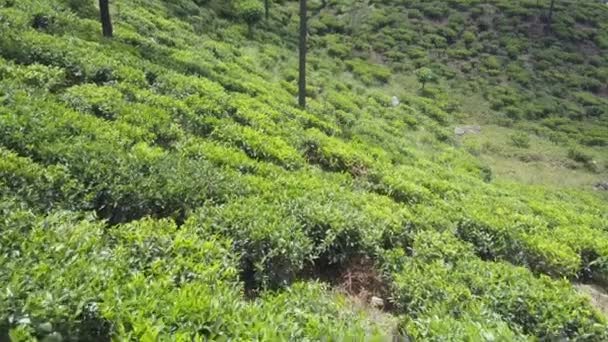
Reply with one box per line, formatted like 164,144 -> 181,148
315,0 -> 608,186
1,0 -> 608,340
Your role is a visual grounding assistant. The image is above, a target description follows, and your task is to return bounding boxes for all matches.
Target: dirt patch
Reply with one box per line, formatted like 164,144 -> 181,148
337,257 -> 390,305
455,125 -> 481,136
526,14 -> 546,38
301,255 -> 394,311
575,283 -> 608,316
331,257 -> 401,338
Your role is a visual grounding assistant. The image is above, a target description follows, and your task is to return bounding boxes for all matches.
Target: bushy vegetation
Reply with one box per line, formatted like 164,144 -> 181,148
0,0 -> 607,340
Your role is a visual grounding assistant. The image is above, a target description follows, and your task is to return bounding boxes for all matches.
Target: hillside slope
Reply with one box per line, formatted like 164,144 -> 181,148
1,0 -> 608,340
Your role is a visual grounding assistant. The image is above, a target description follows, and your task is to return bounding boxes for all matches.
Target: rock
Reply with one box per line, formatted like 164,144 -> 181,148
391,96 -> 400,107
38,322 -> 53,333
43,332 -> 63,342
455,125 -> 481,136
370,296 -> 384,308
17,317 -> 31,325
594,181 -> 608,191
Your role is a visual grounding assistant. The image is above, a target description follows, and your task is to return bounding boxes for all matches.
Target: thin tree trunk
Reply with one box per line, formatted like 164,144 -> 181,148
298,0 -> 307,109
265,0 -> 269,20
99,0 -> 113,37
547,0 -> 555,30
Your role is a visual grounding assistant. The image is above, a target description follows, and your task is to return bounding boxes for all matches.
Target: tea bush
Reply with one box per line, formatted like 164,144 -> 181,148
345,59 -> 392,85
509,132 -> 531,148
1,0 -> 608,340
390,231 -> 608,340
1,212 -> 388,340
0,148 -> 84,212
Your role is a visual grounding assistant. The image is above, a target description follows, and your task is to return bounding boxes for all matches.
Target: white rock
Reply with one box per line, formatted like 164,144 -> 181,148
391,96 -> 400,107
370,296 -> 384,308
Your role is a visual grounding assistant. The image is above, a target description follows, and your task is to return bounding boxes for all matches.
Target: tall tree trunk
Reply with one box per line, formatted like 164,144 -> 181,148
298,0 -> 307,109
99,0 -> 113,37
547,0 -> 555,30
265,0 -> 269,20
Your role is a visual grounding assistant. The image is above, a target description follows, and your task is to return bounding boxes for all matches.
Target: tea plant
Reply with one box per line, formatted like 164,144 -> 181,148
1,0 -> 607,340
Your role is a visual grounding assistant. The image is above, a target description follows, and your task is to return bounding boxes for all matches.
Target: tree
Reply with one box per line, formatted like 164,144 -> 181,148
264,0 -> 269,20
546,0 -> 556,31
234,0 -> 264,36
415,67 -> 436,89
99,0 -> 113,37
298,0 -> 307,108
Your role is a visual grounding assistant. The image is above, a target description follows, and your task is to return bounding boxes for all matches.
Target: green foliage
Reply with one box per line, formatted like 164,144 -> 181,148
462,30 -> 476,45
63,0 -> 97,18
415,67 -> 437,89
391,231 -> 608,340
346,59 -> 391,85
212,123 -> 304,169
232,0 -> 264,33
567,147 -> 599,172
0,213 -> 384,340
0,213 -> 239,340
0,148 -> 83,212
568,147 -> 594,164
303,128 -> 374,175
323,34 -> 352,58
186,198 -> 313,288
509,132 -> 531,148
62,84 -> 123,120
1,0 -> 608,340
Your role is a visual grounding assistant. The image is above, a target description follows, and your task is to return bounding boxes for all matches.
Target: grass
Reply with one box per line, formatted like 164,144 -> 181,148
460,125 -> 607,187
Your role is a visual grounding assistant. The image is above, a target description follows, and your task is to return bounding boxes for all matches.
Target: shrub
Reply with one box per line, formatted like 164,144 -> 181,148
315,11 -> 348,34
0,214 -> 248,340
63,0 -> 97,18
302,128 -> 373,176
567,147 -> 593,164
211,123 -> 304,169
323,34 -> 352,58
1,210 -> 387,339
232,0 -> 264,35
483,56 -> 501,71
391,231 -> 608,340
185,198 -> 313,288
2,0 -> 608,339
419,2 -> 449,20
251,282 -> 388,339
62,84 -> 124,120
0,61 -> 66,91
345,59 -> 391,85
462,30 -> 476,45
375,172 -> 433,204
0,148 -> 83,211
509,132 -> 531,148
